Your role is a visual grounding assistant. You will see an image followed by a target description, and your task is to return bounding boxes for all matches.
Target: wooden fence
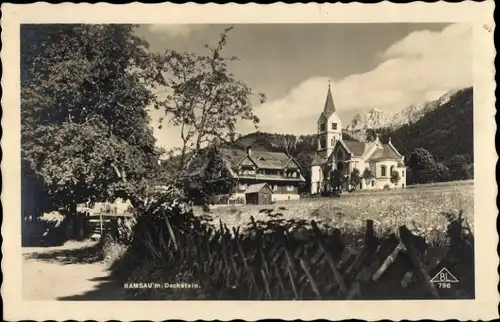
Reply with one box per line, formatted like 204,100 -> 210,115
128,209 -> 474,300
84,213 -> 133,240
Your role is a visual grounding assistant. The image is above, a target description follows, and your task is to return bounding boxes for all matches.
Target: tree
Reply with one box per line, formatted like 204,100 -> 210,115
269,134 -> 298,156
434,162 -> 452,182
156,26 -> 266,173
180,143 -> 239,206
350,113 -> 363,129
362,167 -> 374,185
21,24 -> 165,215
329,167 -> 342,193
390,170 -> 401,186
406,148 -> 437,184
447,154 -> 473,180
350,168 -> 361,190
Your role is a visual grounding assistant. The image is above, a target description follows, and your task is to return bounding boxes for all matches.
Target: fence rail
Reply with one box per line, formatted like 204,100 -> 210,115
84,213 -> 133,240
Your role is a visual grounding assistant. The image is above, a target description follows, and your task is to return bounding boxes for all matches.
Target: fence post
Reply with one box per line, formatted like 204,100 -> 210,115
99,213 -> 103,238
399,225 -> 440,299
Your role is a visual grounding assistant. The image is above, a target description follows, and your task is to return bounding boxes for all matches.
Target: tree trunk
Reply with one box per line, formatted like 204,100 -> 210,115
65,202 -> 78,240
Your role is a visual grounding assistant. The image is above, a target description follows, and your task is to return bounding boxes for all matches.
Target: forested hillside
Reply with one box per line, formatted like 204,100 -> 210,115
370,87 -> 473,164
162,87 -> 473,188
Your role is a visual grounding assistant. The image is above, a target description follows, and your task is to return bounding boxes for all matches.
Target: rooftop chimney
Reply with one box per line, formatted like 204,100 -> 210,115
246,146 -> 252,156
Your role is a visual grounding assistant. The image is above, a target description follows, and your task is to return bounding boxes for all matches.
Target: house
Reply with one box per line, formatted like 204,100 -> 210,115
244,183 -> 273,205
310,85 -> 407,194
189,146 -> 306,204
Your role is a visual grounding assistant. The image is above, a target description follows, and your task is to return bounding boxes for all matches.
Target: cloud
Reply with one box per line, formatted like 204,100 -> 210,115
253,23 -> 472,135
147,24 -> 207,37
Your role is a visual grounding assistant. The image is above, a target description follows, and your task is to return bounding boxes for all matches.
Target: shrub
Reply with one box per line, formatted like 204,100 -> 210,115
102,235 -> 128,264
390,170 -> 401,186
350,168 -> 361,190
362,168 -> 374,184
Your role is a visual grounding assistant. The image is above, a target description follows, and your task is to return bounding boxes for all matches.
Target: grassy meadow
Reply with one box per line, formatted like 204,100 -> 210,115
195,181 -> 474,244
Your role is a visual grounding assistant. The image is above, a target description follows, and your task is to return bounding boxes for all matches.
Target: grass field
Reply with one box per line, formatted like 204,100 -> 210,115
196,181 -> 474,244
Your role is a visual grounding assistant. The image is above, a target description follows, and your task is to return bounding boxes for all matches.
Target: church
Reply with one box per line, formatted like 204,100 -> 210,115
310,85 -> 407,194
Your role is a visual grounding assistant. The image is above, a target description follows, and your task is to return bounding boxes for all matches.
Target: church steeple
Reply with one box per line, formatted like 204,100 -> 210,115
316,82 -> 342,159
323,81 -> 336,118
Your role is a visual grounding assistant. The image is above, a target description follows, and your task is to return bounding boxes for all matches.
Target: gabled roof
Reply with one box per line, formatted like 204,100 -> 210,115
323,138 -> 403,162
220,148 -> 248,168
367,144 -> 402,161
185,147 -> 305,182
363,141 -> 377,155
245,183 -> 273,194
221,148 -> 290,170
342,140 -> 366,157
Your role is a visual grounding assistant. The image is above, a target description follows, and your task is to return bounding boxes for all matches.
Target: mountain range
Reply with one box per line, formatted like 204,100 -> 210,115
346,89 -> 462,132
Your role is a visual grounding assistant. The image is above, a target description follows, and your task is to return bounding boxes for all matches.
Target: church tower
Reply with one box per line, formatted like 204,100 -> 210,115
316,83 -> 342,159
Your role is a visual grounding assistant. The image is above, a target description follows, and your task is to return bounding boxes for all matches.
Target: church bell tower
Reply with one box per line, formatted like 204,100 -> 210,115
316,82 -> 342,159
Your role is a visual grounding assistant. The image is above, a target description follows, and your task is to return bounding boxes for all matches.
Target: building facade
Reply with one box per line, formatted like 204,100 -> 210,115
244,183 -> 274,205
200,147 -> 306,204
310,85 -> 407,194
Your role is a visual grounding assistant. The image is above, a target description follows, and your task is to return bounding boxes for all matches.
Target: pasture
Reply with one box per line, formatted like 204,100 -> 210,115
197,181 -> 474,244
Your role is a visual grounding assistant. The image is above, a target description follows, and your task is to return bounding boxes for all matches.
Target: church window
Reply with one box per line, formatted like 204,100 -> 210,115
332,123 -> 338,130
320,138 -> 326,149
390,166 -> 395,175
381,165 -> 387,177
402,171 -> 405,177
319,123 -> 326,132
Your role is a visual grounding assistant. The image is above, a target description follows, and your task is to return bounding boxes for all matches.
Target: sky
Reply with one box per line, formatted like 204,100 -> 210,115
135,23 -> 472,152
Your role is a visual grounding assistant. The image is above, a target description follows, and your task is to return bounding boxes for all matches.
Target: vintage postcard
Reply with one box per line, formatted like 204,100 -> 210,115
2,2 -> 497,321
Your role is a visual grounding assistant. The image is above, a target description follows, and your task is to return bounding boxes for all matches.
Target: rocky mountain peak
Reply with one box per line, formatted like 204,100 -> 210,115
346,88 -> 466,133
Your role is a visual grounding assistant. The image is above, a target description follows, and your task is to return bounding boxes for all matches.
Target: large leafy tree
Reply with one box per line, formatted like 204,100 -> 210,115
21,24 -> 165,215
406,148 -> 437,184
156,26 -> 265,172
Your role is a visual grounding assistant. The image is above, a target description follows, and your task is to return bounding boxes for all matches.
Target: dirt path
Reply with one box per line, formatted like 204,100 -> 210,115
23,241 -> 126,300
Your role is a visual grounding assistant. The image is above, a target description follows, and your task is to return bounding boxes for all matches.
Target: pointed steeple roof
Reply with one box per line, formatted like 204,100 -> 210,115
323,82 -> 336,118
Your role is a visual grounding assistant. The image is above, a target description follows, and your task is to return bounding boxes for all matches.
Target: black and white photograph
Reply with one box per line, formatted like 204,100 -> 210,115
2,3 -> 497,321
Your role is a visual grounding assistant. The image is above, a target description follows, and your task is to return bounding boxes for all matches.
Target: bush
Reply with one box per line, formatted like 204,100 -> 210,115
102,235 -> 129,264
115,216 -> 137,245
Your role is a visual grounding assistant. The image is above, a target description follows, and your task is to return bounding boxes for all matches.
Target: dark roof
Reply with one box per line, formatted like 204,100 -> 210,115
342,140 -> 366,157
221,148 -> 289,170
219,148 -> 248,168
368,144 -> 402,161
245,183 -> 273,194
185,147 -> 305,182
323,85 -> 336,118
